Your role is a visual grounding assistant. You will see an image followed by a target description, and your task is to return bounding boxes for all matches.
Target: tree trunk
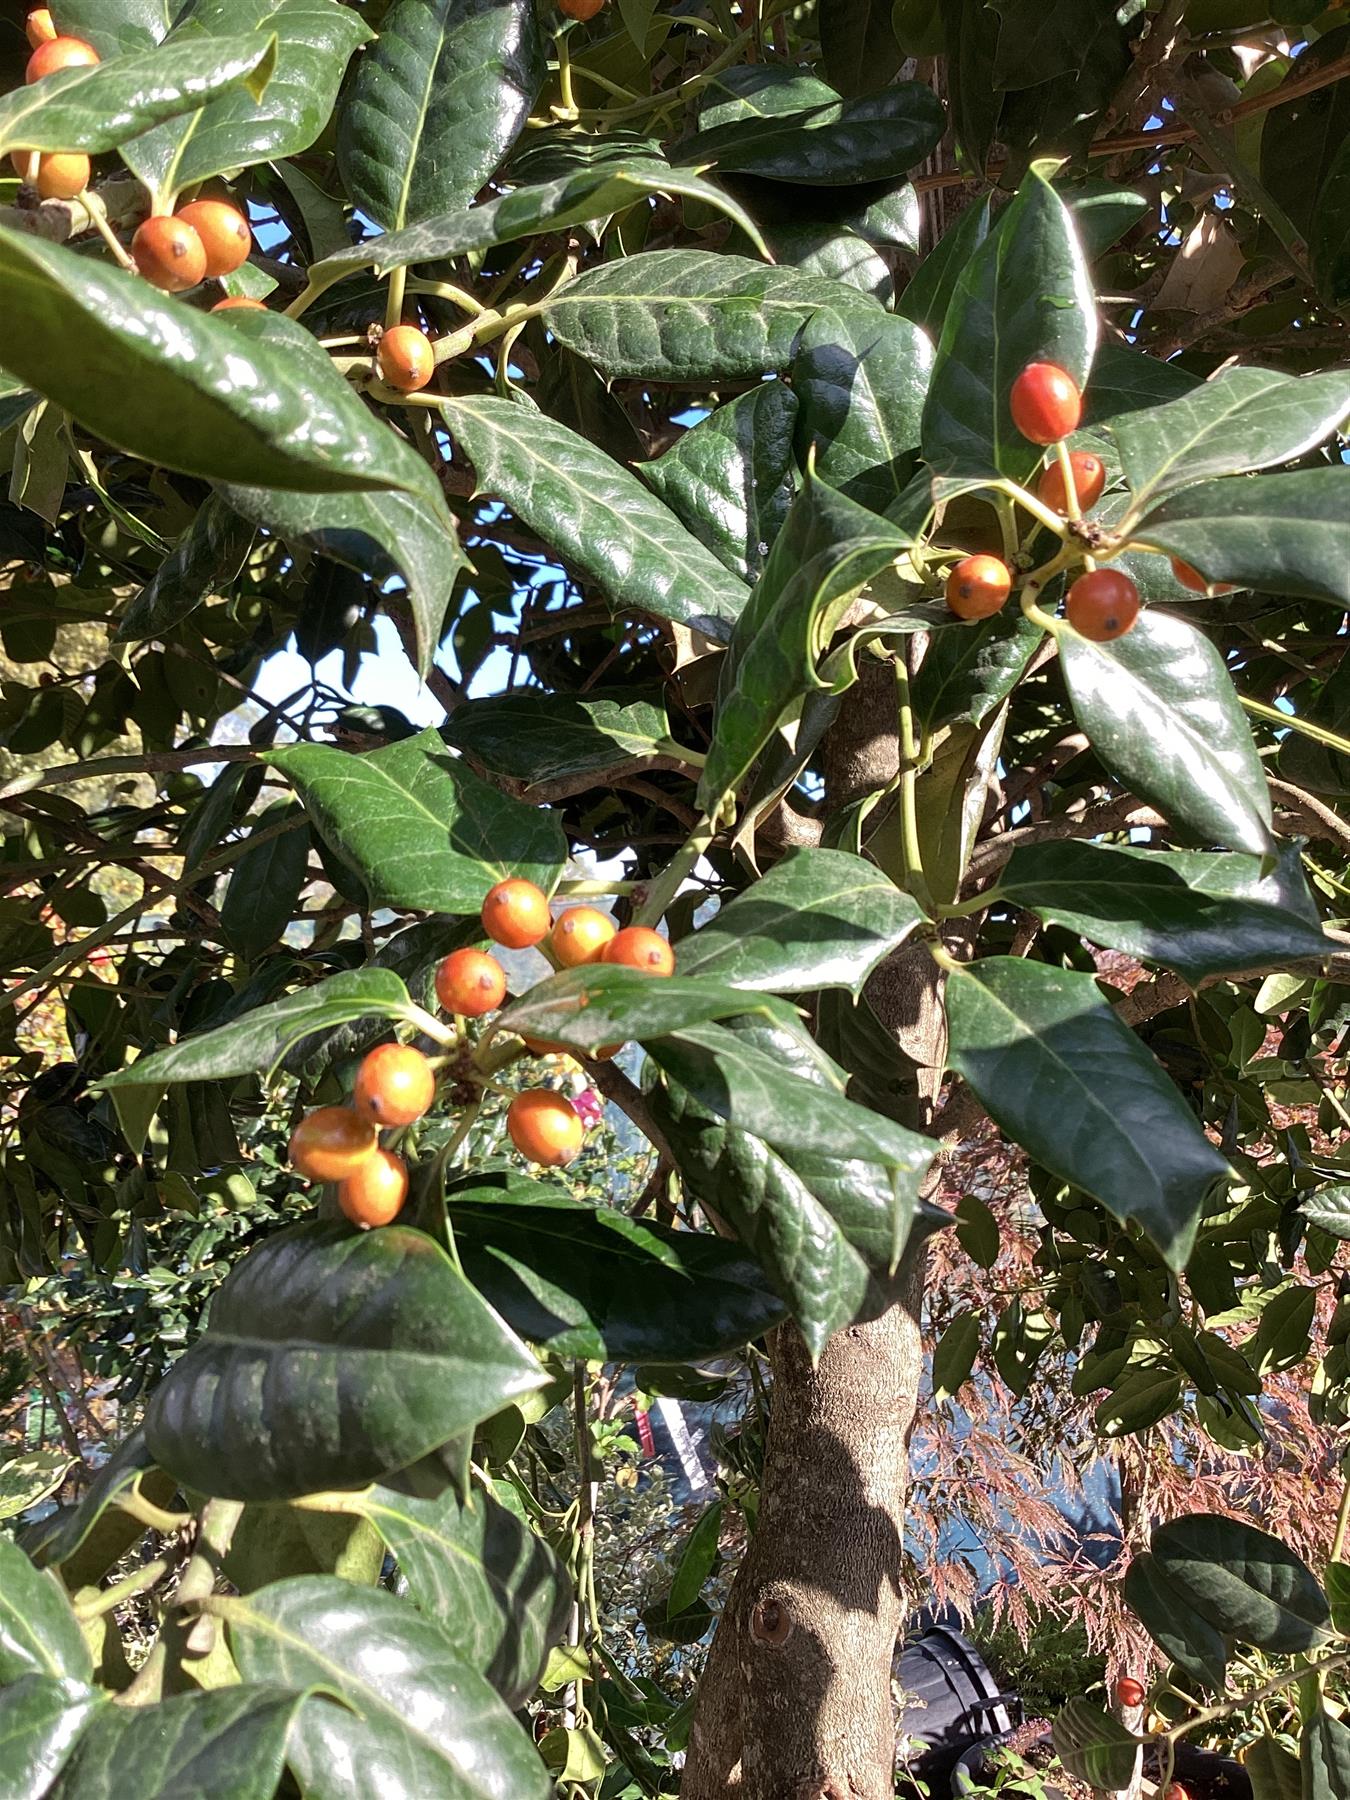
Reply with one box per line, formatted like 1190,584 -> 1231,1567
682,662 -> 944,1800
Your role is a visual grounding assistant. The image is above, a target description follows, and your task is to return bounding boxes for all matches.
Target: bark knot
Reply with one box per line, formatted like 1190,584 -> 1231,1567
749,1594 -> 792,1646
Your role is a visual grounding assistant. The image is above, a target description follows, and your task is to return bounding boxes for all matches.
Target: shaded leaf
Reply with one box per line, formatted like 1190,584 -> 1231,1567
443,689 -> 672,785
495,964 -> 795,1055
668,1502 -> 724,1617
51,1685 -> 307,1800
1151,1513 -> 1330,1653
676,84 -> 945,184
1052,1698 -> 1139,1790
794,308 -> 933,516
117,496 -> 254,643
1122,1551 -> 1228,1686
932,1312 -> 981,1400
0,1675 -> 99,1800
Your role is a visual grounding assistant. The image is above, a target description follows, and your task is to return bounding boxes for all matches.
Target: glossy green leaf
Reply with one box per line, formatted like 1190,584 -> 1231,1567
1095,1366 -> 1183,1436
911,609 -> 1042,733
1082,340 -> 1200,424
1112,368 -> 1350,510
227,1577 -> 551,1799
1066,181 -> 1150,260
640,383 -> 797,583
1151,1514 -> 1330,1653
97,967 -> 413,1088
50,0 -> 173,56
1061,609 -> 1274,859
223,1504 -> 384,1593
1251,1284 -> 1316,1374
895,197 -> 990,337
819,0 -> 902,91
0,236 -> 422,496
0,1538 -> 92,1686
648,1016 -> 933,1356
1305,1710 -> 1350,1800
698,64 -> 838,124
997,841 -> 1329,983
700,472 -> 911,806
955,1193 -> 999,1267
117,496 -> 255,643
337,0 -> 543,232
0,1676 -> 99,1800
51,1685 -> 306,1800
921,166 -> 1095,484
676,84 -> 945,184
1131,470 -> 1350,607
542,249 -> 870,382
269,728 -> 565,915
932,1312 -> 981,1400
443,689 -> 672,785
347,1479 -> 568,1706
308,159 -> 771,289
219,802 -> 309,963
146,1222 -> 544,1501
1302,1185 -> 1350,1240
794,308 -> 933,516
992,0 -> 1126,88
452,1177 -> 787,1361
1052,1698 -> 1139,1791
121,0 -> 370,204
441,397 -> 749,642
1122,1551 -> 1227,1686
668,1501 -> 724,1617
0,34 -> 274,159
944,957 -> 1230,1269
496,963 -> 792,1054
676,846 -> 924,994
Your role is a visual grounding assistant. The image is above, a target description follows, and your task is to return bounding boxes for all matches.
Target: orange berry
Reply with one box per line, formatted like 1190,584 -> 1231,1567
132,215 -> 207,293
560,0 -> 606,15
352,1042 -> 436,1128
26,35 -> 99,80
435,947 -> 507,1016
377,324 -> 435,393
26,10 -> 58,48
1066,568 -> 1140,641
482,878 -> 551,949
1170,556 -> 1234,596
552,906 -> 617,968
338,1147 -> 409,1227
946,554 -> 1012,621
175,199 -> 251,278
35,151 -> 90,199
604,925 -> 675,977
1036,451 -> 1106,516
507,1089 -> 584,1167
288,1106 -> 378,1182
1010,362 -> 1082,446
211,296 -> 267,312
522,1035 -> 568,1056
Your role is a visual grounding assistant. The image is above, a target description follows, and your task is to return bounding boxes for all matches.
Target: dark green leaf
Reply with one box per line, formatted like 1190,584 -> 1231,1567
51,1685 -> 307,1800
1061,609 -> 1274,859
1151,1513 -> 1330,1653
1095,1366 -> 1183,1435
117,496 -> 255,643
1082,340 -> 1200,424
452,1177 -> 786,1361
223,1504 -> 384,1593
227,1577 -> 551,1798
932,1312 -> 981,1399
895,197 -> 990,337
0,1537 -> 92,1686
700,472 -> 911,806
1066,181 -> 1150,259
1112,368 -> 1350,510
1247,1739 -> 1304,1800
1302,1185 -> 1350,1240
945,957 -> 1230,1269
542,249 -> 872,382
1122,1551 -> 1228,1686
640,383 -> 797,583
146,1222 -> 543,1501
495,964 -> 794,1055
1304,1709 -> 1350,1800
911,609 -> 1041,733
348,1480 -> 567,1707
1052,1698 -> 1139,1791
676,846 -> 924,994
1259,26 -> 1350,241
337,0 -> 543,232
443,689 -> 672,785
49,0 -> 173,56
997,841 -> 1329,984
0,1676 -> 99,1800
1311,135 -> 1350,306
219,802 -> 310,963
668,1502 -> 724,1617
121,0 -> 370,204
921,165 -> 1094,484
269,728 -> 565,915
955,1193 -> 999,1267
794,308 -> 932,516
441,396 -> 749,641
0,34 -> 275,159
1327,1562 -> 1350,1636
97,967 -> 413,1088
1131,470 -> 1350,607
1251,1284 -> 1317,1374
0,236 -> 425,496
819,0 -> 902,92
676,84 -> 945,184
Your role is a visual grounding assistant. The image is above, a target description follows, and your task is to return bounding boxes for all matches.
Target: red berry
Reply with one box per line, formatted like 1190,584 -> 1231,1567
1037,451 -> 1106,516
26,35 -> 99,80
1170,557 -> 1234,597
10,150 -> 89,199
435,947 -> 507,1016
482,878 -> 550,949
132,215 -> 207,293
1066,568 -> 1140,641
288,1106 -> 378,1182
1115,1678 -> 1146,1708
338,1148 -> 408,1227
946,554 -> 1012,621
604,926 -> 675,977
176,199 -> 251,278
352,1043 -> 436,1128
560,0 -> 606,15
507,1089 -> 585,1166
1010,362 -> 1082,446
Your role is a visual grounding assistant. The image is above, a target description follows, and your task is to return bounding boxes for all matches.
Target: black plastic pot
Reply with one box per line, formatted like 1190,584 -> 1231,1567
895,1627 -> 1022,1779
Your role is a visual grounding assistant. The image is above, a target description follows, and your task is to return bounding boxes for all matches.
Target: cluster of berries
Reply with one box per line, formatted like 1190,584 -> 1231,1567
943,361 -> 1230,640
286,878 -> 675,1228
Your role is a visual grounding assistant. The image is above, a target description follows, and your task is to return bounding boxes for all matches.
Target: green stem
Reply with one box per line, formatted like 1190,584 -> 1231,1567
554,30 -> 578,116
397,1001 -> 458,1048
1052,440 -> 1082,525
633,808 -> 722,927
407,277 -> 486,316
1331,1458 -> 1350,1564
384,263 -> 407,333
895,659 -> 935,916
1000,478 -> 1070,541
1242,694 -> 1350,757
554,878 -> 637,897
76,1557 -> 174,1621
1163,1653 -> 1350,1743
114,1491 -> 193,1535
576,25 -> 756,121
